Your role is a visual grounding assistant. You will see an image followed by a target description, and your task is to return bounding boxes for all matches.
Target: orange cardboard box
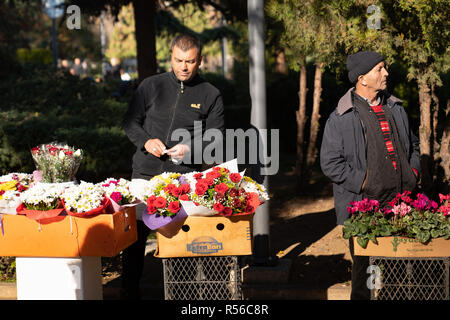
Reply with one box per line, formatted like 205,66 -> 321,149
353,236 -> 450,257
0,207 -> 137,257
154,214 -> 253,258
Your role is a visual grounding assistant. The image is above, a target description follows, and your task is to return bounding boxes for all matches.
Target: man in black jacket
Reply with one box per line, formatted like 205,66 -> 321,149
320,51 -> 420,299
121,34 -> 225,299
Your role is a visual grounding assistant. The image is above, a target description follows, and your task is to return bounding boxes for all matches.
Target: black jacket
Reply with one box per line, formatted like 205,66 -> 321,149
123,71 -> 225,176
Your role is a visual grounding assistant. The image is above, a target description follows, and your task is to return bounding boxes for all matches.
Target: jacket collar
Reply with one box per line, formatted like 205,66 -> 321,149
336,87 -> 403,116
169,70 -> 201,86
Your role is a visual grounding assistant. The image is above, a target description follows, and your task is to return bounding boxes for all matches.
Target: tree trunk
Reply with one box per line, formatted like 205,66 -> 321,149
295,59 -> 307,188
431,84 -> 440,181
418,79 -> 433,193
133,0 -> 157,82
305,62 -> 323,183
438,99 -> 450,191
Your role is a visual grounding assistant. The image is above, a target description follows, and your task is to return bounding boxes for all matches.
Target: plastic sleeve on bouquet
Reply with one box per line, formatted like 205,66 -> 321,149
16,203 -> 65,221
62,197 -> 111,218
106,196 -> 142,214
142,206 -> 188,231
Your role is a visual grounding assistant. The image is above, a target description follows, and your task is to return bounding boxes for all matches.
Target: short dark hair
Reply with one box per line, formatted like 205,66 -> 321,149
171,34 -> 202,56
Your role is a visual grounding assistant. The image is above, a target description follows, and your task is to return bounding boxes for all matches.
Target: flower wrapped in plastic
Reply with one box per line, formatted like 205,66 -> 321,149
180,159 -> 269,217
98,178 -> 141,213
0,173 -> 34,215
61,181 -> 110,218
132,172 -> 190,231
31,142 -> 83,183
16,183 -> 67,220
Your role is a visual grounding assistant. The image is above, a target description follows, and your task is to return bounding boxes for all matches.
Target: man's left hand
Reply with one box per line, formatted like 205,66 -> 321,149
167,144 -> 190,161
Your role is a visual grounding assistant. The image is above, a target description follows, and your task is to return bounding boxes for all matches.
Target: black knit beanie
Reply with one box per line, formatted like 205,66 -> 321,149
347,51 -> 384,83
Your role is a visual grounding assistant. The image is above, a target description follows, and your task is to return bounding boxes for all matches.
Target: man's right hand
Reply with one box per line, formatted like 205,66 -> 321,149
144,139 -> 166,157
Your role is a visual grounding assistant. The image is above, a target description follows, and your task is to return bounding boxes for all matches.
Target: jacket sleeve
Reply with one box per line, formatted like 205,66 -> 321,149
122,81 -> 152,153
320,114 -> 366,194
402,108 -> 421,173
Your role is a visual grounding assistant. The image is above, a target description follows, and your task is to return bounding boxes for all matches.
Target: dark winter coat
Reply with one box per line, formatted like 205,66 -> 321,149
320,88 -> 420,225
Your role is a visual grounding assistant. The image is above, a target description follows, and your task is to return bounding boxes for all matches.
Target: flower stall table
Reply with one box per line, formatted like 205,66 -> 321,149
0,207 -> 137,300
353,236 -> 450,300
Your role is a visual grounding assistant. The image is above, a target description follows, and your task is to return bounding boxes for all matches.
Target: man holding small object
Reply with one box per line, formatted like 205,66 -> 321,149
122,33 -> 225,299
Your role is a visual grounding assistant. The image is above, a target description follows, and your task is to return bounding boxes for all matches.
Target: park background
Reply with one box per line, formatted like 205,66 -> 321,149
0,0 -> 449,296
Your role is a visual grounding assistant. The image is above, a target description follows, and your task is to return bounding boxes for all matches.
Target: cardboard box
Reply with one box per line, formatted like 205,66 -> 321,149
154,214 -> 253,258
353,236 -> 450,257
0,207 -> 137,257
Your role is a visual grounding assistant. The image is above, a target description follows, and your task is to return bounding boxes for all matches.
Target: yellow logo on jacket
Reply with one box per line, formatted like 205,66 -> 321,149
191,104 -> 201,109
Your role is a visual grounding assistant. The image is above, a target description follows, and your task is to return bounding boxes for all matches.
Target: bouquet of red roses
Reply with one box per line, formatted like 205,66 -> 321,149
181,159 -> 269,217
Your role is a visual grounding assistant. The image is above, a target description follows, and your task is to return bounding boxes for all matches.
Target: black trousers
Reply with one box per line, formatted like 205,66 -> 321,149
121,171 -> 154,299
349,239 -> 371,300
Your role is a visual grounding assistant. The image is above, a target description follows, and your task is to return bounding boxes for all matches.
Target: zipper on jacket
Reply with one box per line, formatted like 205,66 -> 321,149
159,82 -> 183,172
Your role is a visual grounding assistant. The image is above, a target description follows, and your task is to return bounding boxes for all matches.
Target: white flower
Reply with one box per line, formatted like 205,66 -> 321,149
74,149 -> 82,157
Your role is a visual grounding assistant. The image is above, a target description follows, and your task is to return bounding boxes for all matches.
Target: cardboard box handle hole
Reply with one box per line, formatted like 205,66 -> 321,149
181,224 -> 190,232
216,223 -> 225,231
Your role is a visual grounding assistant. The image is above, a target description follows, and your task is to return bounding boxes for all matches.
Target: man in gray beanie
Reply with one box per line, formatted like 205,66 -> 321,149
320,51 -> 420,299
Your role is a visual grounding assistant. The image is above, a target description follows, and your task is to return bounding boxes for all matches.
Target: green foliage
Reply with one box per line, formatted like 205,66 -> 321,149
16,48 -> 53,65
0,57 -> 135,182
0,257 -> 16,282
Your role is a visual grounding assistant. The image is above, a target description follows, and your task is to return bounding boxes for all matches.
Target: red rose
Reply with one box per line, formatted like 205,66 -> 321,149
146,195 -> 157,207
164,184 -> 176,194
153,197 -> 167,208
147,205 -> 157,215
171,187 -> 182,197
203,178 -> 214,186
64,150 -> 73,156
194,173 -> 203,180
180,184 -> 190,194
179,194 -> 189,201
233,198 -> 242,207
229,188 -> 239,197
214,183 -> 229,194
0,190 -> 5,196
168,201 -> 180,213
213,203 -> 224,212
222,207 -> 233,216
31,147 -> 40,154
206,170 -> 221,180
229,173 -> 241,183
195,182 -> 209,196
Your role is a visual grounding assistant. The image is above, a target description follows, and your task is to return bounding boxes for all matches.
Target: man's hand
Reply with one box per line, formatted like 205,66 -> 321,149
167,144 -> 190,161
144,139 -> 166,157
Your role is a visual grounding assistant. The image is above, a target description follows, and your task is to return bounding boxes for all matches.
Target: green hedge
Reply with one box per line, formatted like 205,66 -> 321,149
0,58 -> 136,182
